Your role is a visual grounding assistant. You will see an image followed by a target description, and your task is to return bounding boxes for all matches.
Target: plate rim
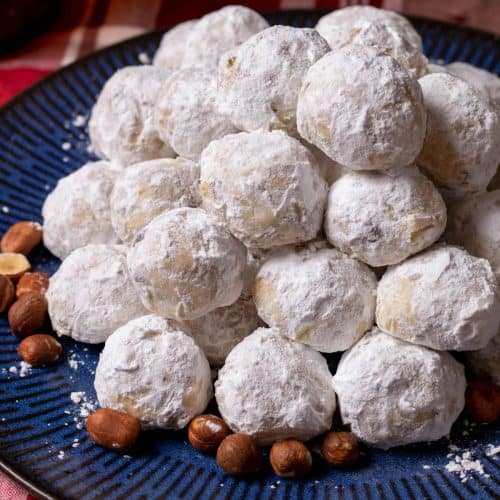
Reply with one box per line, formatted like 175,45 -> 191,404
0,9 -> 499,500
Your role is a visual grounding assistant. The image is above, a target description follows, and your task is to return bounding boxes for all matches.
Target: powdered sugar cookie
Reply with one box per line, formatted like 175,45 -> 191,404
127,207 -> 247,320
333,328 -> 465,449
95,314 -> 212,429
200,130 -> 327,249
43,161 -> 120,259
153,20 -> 198,69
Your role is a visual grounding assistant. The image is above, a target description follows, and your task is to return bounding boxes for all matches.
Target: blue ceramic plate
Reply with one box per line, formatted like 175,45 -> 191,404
0,10 -> 499,500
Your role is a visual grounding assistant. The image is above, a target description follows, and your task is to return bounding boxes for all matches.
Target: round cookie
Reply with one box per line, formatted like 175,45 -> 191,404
324,168 -> 447,267
47,245 -> 148,343
254,245 -> 377,352
376,245 -> 500,351
110,157 -> 201,244
183,295 -> 264,366
445,190 -> 500,280
297,45 -> 426,172
446,62 -> 500,108
95,315 -> 212,429
315,6 -> 427,77
217,26 -> 330,135
155,68 -> 237,161
333,328 -> 465,449
153,20 -> 198,69
182,5 -> 268,69
200,130 -> 328,249
42,161 -> 120,259
127,207 -> 247,320
215,327 -> 336,445
417,73 -> 500,196
89,66 -> 174,165
465,330 -> 500,385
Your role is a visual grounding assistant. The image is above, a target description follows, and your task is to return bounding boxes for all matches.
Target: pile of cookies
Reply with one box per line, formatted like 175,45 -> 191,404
5,5 -> 500,478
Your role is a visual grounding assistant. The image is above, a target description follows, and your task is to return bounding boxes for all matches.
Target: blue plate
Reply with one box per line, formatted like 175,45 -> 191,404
0,10 -> 499,500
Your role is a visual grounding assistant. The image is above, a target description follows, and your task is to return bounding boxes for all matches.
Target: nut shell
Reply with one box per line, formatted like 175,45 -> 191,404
0,275 -> 15,313
465,379 -> 500,423
1,221 -> 42,255
16,272 -> 49,299
86,408 -> 141,451
8,292 -> 48,337
0,253 -> 31,281
216,433 -> 261,477
321,432 -> 360,468
17,334 -> 62,366
188,414 -> 231,454
270,439 -> 312,478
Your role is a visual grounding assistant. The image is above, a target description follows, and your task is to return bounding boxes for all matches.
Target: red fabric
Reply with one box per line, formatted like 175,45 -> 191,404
0,68 -> 51,105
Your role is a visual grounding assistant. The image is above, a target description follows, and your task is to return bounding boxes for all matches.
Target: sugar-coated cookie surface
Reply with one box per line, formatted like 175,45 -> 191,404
94,315 -> 212,429
47,245 -> 148,343
315,6 -> 427,77
110,158 -> 201,244
42,161 -> 120,260
376,245 -> 500,351
155,68 -> 237,160
215,327 -> 336,445
200,130 -> 327,249
304,142 -> 346,185
297,45 -> 426,172
417,73 -> 500,196
181,5 -> 268,69
254,244 -> 376,352
333,328 -> 465,449
89,66 -> 174,165
183,295 -> 264,366
153,20 -> 198,69
465,330 -> 500,385
217,26 -> 329,135
445,190 -> 500,280
127,207 -> 247,320
324,168 -> 447,267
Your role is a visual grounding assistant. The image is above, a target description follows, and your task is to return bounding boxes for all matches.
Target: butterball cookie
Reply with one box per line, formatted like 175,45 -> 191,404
324,168 -> 447,267
316,6 -> 427,77
89,66 -> 174,165
215,327 -> 336,445
183,296 -> 264,366
297,45 -> 426,171
200,130 -> 327,249
94,315 -> 212,429
465,331 -> 500,385
110,158 -> 201,244
153,20 -> 198,69
333,328 -> 465,449
376,245 -> 500,351
127,207 -> 247,320
182,5 -> 268,69
217,26 -> 329,135
254,246 -> 376,352
47,245 -> 148,343
445,190 -> 500,280
155,68 -> 237,161
417,73 -> 500,196
43,161 -> 120,259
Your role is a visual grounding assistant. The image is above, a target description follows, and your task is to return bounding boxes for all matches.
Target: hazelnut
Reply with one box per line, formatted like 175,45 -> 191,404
270,439 -> 312,478
8,292 -> 48,337
465,379 -> 500,424
0,275 -> 15,313
1,221 -> 43,255
321,432 -> 360,468
16,272 -> 49,298
86,408 -> 141,451
18,334 -> 62,366
216,433 -> 261,477
188,414 -> 231,454
0,253 -> 31,281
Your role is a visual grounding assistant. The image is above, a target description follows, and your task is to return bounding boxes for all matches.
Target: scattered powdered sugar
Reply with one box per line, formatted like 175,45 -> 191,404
445,450 -> 489,482
2,206 -> 9,213
70,391 -> 85,404
72,114 -> 87,127
61,142 -> 71,150
58,450 -> 65,460
19,361 -> 32,377
8,366 -> 17,374
68,352 -> 84,371
138,52 -> 151,64
68,390 -> 97,429
485,444 -> 500,457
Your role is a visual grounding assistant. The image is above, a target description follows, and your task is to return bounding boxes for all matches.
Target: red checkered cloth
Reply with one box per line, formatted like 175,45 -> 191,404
0,0 -> 395,497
